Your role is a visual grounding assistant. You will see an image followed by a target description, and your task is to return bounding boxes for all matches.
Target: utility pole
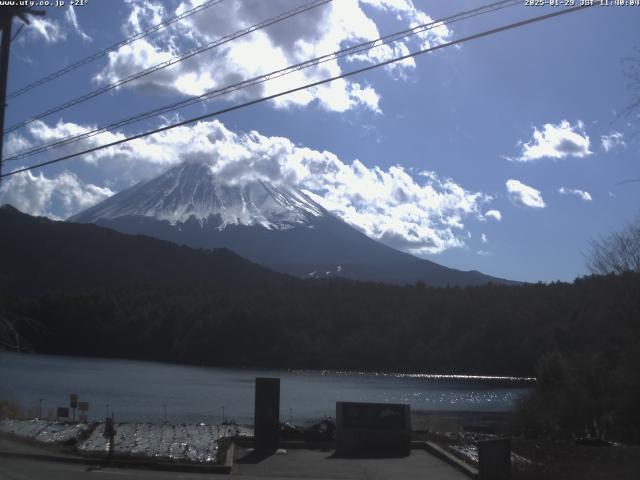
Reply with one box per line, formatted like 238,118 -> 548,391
0,13 -> 13,181
0,7 -> 44,182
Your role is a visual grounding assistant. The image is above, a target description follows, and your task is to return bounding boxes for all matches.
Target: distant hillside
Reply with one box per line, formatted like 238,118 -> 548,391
70,161 -> 517,287
0,205 -> 291,292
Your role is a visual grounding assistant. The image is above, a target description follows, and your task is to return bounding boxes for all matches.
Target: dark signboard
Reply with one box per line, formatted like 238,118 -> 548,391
336,401 -> 411,456
342,403 -> 406,430
57,407 -> 69,418
254,377 -> 280,450
78,401 -> 89,412
69,394 -> 78,409
478,438 -> 511,480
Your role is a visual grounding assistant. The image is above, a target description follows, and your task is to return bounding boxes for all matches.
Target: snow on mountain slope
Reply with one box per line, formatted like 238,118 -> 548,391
70,161 -> 517,286
70,162 -> 323,230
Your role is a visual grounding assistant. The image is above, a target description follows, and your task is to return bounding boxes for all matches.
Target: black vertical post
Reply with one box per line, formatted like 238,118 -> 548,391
106,412 -> 115,460
254,377 -> 280,451
0,17 -> 12,180
0,7 -> 44,181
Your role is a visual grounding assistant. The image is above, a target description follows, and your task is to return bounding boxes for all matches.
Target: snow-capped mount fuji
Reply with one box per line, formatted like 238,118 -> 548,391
70,162 -> 515,286
73,161 -> 323,230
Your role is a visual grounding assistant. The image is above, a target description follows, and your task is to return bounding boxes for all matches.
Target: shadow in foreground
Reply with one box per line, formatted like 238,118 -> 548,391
326,452 -> 410,460
235,449 -> 276,464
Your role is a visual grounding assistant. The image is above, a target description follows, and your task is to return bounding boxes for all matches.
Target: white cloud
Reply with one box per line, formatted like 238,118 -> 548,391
125,0 -> 166,34
9,119 -> 179,190
94,0 -> 450,113
304,164 -> 489,255
484,209 -> 502,221
600,131 -> 625,152
0,171 -> 114,220
65,6 -> 93,42
481,233 -> 488,244
4,132 -> 33,157
506,179 -> 545,209
348,82 -> 382,113
11,118 -> 491,255
558,187 -> 592,202
24,17 -> 66,44
15,9 -> 90,45
477,249 -> 491,256
506,120 -> 592,162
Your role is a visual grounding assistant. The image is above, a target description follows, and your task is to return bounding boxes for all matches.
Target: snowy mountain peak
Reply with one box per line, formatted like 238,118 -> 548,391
70,162 -> 324,230
69,161 -> 516,287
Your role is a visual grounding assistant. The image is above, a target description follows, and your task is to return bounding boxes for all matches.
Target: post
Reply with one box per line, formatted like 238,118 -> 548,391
254,377 -> 280,451
69,393 -> 78,422
104,412 -> 116,460
0,16 -> 12,180
110,413 -> 115,459
0,7 -> 45,181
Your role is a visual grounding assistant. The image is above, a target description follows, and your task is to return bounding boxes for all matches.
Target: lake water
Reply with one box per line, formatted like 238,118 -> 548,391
0,352 -> 533,424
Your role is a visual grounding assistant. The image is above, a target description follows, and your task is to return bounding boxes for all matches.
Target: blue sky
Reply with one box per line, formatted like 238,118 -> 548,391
1,0 -> 639,283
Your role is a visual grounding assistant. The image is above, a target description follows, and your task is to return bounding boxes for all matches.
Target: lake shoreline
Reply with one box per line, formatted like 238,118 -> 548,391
1,351 -> 532,424
1,349 -> 536,382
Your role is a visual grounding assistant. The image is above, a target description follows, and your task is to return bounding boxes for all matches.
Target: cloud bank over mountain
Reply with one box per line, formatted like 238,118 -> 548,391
2,118 -> 491,256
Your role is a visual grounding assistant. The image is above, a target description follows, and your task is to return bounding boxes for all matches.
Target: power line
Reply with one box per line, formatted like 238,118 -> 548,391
0,4 -> 595,180
5,0 -> 520,163
10,24 -> 24,42
4,0 -> 332,134
6,0 -> 519,162
616,178 -> 640,186
6,0 -> 228,100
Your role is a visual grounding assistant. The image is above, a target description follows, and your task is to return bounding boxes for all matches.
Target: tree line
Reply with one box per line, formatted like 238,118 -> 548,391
3,273 -> 638,378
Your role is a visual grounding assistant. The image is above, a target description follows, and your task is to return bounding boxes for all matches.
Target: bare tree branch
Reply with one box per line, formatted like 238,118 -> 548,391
587,218 -> 640,275
617,46 -> 640,142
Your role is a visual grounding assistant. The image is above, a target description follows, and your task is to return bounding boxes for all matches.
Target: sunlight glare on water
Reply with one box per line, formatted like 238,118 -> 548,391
0,352 -> 532,424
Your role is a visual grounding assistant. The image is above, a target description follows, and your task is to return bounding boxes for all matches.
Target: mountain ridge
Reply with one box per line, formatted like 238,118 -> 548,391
0,204 -> 292,293
69,162 -> 517,287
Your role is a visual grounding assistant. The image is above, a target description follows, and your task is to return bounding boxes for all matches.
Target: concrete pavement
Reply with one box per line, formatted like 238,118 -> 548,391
0,434 -> 472,479
234,448 -> 470,479
0,457 -> 220,480
0,452 -> 470,480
